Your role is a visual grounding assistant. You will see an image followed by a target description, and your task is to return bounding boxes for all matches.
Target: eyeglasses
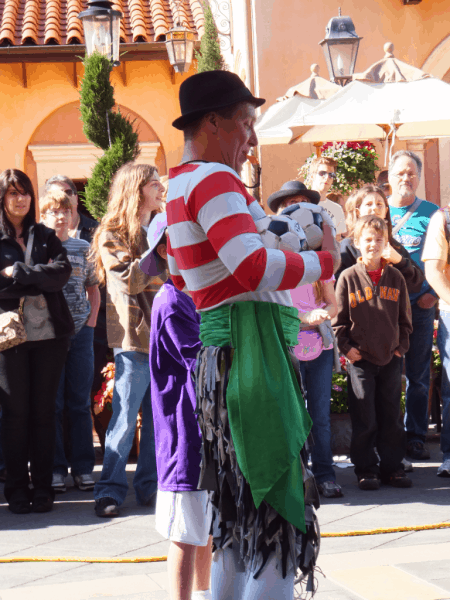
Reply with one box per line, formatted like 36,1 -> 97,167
317,171 -> 336,179
391,172 -> 417,180
45,210 -> 71,219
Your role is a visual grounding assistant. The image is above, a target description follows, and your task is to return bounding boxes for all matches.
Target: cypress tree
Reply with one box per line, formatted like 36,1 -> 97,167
195,3 -> 226,72
79,52 -> 140,219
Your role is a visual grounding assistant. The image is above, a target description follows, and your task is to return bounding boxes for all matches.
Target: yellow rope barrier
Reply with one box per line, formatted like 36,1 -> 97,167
321,521 -> 450,538
1,522 -> 449,563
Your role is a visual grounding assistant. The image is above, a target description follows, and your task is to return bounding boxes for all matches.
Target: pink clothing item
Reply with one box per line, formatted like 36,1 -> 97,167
291,279 -> 334,361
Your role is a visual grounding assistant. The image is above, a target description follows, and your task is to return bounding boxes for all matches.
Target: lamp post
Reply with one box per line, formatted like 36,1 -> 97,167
319,8 -> 361,86
78,0 -> 122,66
164,0 -> 196,74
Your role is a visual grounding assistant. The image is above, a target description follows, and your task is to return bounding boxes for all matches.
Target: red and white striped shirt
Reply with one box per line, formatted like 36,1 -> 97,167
166,162 -> 333,312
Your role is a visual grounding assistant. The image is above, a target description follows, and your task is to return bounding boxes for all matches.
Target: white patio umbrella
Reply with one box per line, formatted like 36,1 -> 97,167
290,44 -> 450,150
255,65 -> 340,145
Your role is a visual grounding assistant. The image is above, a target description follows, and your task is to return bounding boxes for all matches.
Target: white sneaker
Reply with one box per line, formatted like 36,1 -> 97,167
73,474 -> 95,491
437,458 -> 450,478
52,473 -> 66,493
402,458 -> 414,473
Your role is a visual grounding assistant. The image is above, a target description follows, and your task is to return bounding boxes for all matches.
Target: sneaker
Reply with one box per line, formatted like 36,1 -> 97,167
317,480 -> 343,498
406,441 -> 430,460
52,473 -> 66,493
358,473 -> 380,491
73,474 -> 95,491
437,458 -> 450,478
95,497 -> 119,518
32,490 -> 54,513
381,469 -> 412,488
401,458 -> 413,472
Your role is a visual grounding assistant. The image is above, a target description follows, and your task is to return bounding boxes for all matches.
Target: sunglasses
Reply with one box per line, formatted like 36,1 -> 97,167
318,171 -> 336,179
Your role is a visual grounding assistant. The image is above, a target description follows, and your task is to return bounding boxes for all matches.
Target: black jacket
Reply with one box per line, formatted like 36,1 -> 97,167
0,223 -> 74,338
78,212 -> 99,244
336,237 -> 424,294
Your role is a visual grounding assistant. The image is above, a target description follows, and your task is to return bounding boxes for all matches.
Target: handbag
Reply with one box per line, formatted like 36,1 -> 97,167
0,230 -> 34,352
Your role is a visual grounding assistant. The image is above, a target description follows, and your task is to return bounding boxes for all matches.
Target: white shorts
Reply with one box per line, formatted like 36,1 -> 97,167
155,489 -> 213,547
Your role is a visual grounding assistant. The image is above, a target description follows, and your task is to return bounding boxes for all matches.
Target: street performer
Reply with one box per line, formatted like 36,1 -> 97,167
166,70 -> 340,599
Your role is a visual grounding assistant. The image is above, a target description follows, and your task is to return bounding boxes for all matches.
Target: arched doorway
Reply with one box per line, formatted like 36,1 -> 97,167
26,102 -> 166,201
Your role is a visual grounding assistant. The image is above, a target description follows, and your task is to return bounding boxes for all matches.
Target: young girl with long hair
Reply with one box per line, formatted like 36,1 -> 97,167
90,162 -> 165,518
336,184 -> 423,291
291,277 -> 342,498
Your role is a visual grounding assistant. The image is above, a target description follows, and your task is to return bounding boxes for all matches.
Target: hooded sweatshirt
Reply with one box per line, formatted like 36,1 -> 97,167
332,258 -> 413,366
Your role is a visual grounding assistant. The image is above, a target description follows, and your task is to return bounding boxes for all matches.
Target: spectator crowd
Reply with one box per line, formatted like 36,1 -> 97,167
0,70 -> 449,600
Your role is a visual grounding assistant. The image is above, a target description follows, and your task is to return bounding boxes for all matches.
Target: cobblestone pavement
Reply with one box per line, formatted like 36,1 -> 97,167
0,440 -> 449,599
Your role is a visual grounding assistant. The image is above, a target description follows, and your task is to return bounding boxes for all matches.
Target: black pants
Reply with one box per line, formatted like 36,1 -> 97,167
347,355 -> 406,477
0,337 -> 69,501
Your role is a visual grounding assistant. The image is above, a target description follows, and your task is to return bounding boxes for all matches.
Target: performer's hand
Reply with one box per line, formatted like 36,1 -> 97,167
346,347 -> 362,364
321,222 -> 341,273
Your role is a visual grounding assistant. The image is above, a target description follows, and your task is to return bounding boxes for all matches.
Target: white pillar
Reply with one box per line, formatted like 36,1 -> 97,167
439,138 -> 450,208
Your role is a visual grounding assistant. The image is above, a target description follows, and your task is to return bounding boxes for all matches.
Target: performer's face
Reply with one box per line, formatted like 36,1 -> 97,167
216,103 -> 259,174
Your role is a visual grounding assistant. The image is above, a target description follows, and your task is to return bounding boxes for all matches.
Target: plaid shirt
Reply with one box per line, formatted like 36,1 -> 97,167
100,230 -> 163,353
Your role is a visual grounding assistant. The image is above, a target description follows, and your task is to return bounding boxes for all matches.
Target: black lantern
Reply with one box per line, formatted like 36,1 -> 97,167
165,23 -> 196,73
319,9 -> 361,86
78,0 -> 122,66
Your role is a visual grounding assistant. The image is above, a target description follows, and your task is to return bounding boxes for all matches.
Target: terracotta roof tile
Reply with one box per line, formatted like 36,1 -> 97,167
0,0 -> 204,46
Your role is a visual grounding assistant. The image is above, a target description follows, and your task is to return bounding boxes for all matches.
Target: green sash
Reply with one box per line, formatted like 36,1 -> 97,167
199,301 -> 312,533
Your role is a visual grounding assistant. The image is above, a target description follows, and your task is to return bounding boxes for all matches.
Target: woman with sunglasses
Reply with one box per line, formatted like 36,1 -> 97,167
308,157 -> 347,242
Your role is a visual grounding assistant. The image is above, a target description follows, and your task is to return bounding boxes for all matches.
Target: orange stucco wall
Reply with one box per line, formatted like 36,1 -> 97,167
0,58 -> 192,193
254,0 -> 450,107
248,0 -> 450,209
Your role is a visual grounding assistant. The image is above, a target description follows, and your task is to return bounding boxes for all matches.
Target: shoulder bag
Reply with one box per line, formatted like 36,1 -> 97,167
0,230 -> 34,352
391,198 -> 423,237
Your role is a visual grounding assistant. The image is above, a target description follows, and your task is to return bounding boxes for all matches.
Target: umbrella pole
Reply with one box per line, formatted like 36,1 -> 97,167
313,142 -> 323,157
379,123 -> 401,166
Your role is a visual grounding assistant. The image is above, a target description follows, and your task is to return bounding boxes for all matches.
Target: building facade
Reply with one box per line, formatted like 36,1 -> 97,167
0,0 -> 205,202
225,0 -> 450,209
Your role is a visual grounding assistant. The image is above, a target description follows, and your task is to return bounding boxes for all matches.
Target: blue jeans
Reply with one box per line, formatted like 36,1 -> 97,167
299,349 -> 335,484
404,303 -> 435,442
54,325 -> 96,477
437,311 -> 450,460
94,350 -> 157,505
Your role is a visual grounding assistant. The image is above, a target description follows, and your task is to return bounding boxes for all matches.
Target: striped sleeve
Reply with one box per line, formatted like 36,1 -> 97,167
167,235 -> 187,292
188,170 -> 333,291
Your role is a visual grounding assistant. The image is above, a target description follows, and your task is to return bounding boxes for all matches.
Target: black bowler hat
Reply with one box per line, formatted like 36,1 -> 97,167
172,71 -> 266,130
267,181 -> 320,213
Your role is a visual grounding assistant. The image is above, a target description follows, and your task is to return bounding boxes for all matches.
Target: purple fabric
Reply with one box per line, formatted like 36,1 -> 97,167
149,278 -> 202,491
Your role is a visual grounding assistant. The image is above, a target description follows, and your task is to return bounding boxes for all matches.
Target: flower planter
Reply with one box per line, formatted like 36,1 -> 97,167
330,412 -> 352,456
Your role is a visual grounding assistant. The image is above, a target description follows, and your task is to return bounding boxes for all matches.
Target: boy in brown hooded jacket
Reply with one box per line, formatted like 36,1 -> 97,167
333,215 -> 413,490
